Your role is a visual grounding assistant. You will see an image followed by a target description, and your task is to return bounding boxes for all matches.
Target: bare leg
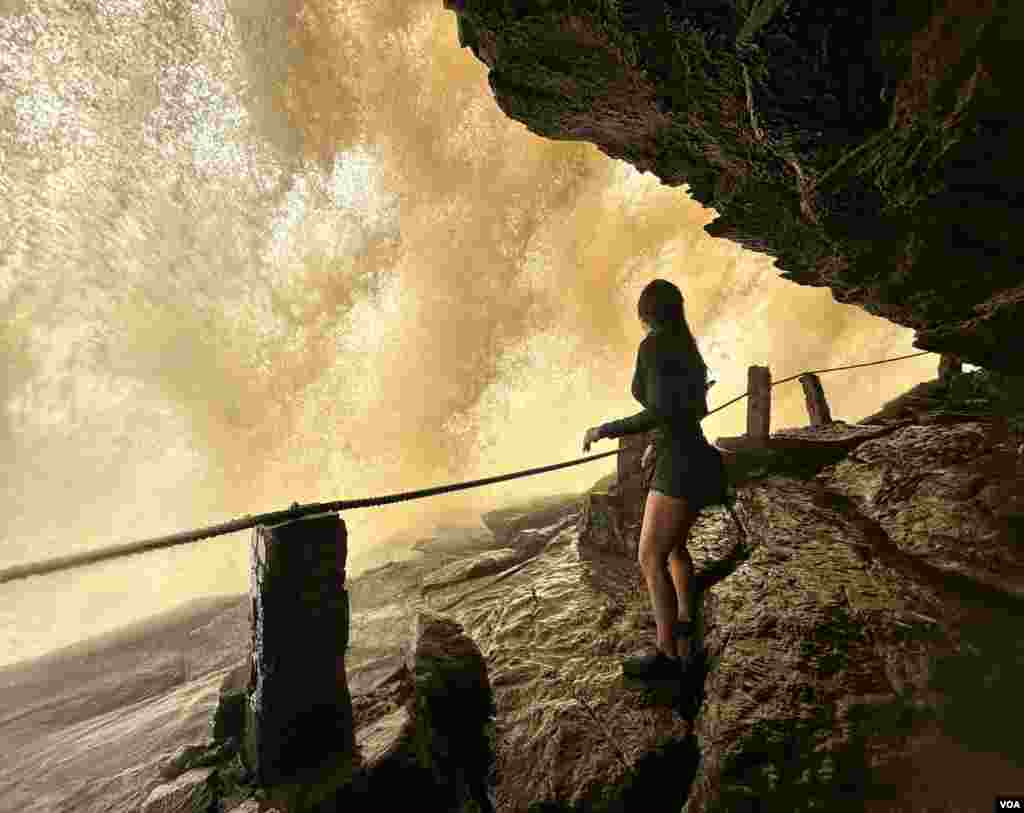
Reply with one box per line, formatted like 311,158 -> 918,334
640,554 -> 681,659
638,490 -> 694,660
668,546 -> 695,659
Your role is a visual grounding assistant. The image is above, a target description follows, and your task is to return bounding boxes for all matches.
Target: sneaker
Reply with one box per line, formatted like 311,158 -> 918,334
622,648 -> 683,681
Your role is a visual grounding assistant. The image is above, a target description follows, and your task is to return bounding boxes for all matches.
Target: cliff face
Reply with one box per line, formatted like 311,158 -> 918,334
444,0 -> 1024,374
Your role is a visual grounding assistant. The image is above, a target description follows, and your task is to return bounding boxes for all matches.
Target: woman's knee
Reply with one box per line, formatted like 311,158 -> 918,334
669,544 -> 693,567
638,525 -> 680,572
637,539 -> 668,572
641,491 -> 697,557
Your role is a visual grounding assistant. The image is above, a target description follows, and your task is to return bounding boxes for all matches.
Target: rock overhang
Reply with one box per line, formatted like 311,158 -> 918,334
444,1 -> 1024,375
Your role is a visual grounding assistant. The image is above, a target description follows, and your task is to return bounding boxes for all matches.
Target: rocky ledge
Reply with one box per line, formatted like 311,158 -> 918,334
443,0 -> 1024,375
138,379 -> 1020,812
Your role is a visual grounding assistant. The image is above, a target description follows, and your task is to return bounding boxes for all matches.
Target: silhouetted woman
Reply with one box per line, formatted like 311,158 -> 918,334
582,278 -> 727,680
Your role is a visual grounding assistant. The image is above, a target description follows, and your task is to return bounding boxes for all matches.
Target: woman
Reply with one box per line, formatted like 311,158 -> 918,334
582,278 -> 727,681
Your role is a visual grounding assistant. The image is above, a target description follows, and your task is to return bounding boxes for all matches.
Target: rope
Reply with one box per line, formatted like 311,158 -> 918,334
0,350 -> 933,585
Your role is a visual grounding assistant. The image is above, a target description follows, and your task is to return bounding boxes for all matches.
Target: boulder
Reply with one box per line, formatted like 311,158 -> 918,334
404,612 -> 495,811
421,548 -> 529,593
159,739 -> 237,781
350,656 -> 413,737
507,511 -> 580,553
353,704 -> 416,779
159,744 -> 208,782
140,767 -> 216,813
411,525 -> 500,559
345,612 -> 496,812
481,493 -> 583,547
348,652 -> 408,697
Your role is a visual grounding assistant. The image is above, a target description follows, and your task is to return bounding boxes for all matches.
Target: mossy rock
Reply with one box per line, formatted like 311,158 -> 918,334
589,471 -> 617,494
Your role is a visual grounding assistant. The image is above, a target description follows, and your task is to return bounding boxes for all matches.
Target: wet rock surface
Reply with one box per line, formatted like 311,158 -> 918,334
686,470 -> 1024,811
824,422 -> 1024,597
418,516 -> 696,812
481,493 -> 584,547
4,377 -> 1022,812
344,387 -> 1023,812
140,767 -> 217,813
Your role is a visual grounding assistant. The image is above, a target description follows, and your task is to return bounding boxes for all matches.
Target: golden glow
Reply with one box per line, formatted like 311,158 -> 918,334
0,0 -> 939,666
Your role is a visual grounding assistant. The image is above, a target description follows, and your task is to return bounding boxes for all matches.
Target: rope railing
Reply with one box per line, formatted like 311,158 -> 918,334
0,350 -> 934,585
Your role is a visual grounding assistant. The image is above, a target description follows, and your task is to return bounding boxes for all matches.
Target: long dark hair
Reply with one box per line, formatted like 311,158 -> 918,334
637,278 -> 709,383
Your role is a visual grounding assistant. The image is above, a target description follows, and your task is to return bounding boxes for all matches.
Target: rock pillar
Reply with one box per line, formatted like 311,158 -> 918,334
577,430 -> 654,559
244,512 -> 354,788
747,365 -> 772,442
798,372 -> 832,426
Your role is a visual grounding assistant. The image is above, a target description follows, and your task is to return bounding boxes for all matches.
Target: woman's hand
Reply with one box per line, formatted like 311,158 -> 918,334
582,426 -> 604,454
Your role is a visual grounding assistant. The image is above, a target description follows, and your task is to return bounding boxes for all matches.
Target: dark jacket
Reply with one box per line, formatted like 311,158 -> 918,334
599,322 -> 709,447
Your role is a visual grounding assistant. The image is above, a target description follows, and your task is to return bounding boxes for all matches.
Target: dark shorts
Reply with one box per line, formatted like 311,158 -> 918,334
644,438 -> 728,511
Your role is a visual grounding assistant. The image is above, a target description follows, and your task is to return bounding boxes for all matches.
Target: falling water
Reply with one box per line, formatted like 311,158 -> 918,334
0,0 -> 946,666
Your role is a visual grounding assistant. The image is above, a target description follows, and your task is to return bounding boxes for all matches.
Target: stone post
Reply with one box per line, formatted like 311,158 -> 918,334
939,353 -> 962,381
577,430 -> 654,560
244,512 -> 354,789
616,430 -> 648,494
747,365 -> 772,442
798,373 -> 832,426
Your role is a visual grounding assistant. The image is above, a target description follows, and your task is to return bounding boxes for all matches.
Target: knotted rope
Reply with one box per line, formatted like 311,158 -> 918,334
0,351 -> 933,584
